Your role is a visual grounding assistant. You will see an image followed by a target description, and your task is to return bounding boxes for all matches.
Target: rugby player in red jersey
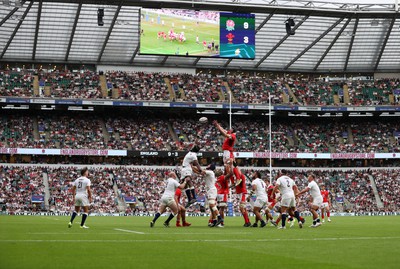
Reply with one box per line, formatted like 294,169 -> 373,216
320,184 -> 331,222
174,188 -> 191,227
266,184 -> 278,226
215,170 -> 229,227
213,120 -> 242,186
234,171 -> 251,227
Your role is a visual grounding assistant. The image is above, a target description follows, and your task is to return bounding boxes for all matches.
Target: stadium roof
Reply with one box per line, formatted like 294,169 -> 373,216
1,0 -> 400,73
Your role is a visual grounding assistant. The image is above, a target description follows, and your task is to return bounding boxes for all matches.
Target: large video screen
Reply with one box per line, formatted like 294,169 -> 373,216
139,9 -> 255,59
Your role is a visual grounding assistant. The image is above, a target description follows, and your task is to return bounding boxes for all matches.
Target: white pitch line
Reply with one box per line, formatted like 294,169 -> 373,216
114,228 -> 146,234
2,236 -> 400,243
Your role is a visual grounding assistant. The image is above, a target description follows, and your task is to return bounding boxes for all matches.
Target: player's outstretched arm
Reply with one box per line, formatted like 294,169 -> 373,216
213,120 -> 231,138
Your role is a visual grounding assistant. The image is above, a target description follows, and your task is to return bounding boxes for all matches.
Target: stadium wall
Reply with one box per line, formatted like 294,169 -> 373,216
374,73 -> 400,79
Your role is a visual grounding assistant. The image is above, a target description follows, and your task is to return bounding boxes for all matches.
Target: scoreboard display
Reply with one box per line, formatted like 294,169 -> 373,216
219,13 -> 255,59
139,8 -> 255,59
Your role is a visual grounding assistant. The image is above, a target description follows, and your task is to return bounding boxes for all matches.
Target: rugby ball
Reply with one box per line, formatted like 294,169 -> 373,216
199,117 -> 208,123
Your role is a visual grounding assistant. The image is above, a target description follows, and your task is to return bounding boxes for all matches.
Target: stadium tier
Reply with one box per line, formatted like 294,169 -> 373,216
1,113 -> 399,153
1,70 -> 400,106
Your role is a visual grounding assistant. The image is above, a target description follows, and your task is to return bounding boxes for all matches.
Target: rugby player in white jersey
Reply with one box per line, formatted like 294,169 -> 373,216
68,167 -> 92,229
150,172 -> 188,228
249,171 -> 269,228
273,170 -> 305,229
181,144 -> 205,207
203,164 -> 223,227
297,174 -> 323,227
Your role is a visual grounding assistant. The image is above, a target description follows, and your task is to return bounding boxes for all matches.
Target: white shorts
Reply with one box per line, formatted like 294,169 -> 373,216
253,197 -> 268,208
160,196 -> 175,207
223,150 -> 234,163
281,194 -> 296,208
312,196 -> 323,208
180,167 -> 193,180
75,194 -> 90,207
207,188 -> 218,204
217,194 -> 227,207
321,202 -> 330,209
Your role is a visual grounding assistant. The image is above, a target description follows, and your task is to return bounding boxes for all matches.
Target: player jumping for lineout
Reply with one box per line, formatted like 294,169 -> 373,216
180,144 -> 205,208
213,120 -> 242,187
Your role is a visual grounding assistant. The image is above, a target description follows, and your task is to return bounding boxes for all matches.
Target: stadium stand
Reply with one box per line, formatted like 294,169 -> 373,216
2,70 -> 400,106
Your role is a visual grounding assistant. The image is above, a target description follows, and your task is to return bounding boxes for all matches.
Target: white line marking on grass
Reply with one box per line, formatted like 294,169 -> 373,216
2,236 -> 400,243
114,228 -> 146,234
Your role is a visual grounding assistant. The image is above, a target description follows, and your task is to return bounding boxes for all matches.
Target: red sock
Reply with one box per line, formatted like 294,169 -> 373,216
327,212 -> 330,217
243,211 -> 250,223
276,219 -> 280,224
233,167 -> 241,180
321,214 -> 325,219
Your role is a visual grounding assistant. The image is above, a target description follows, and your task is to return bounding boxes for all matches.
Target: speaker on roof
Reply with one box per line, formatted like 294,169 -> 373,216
97,8 -> 104,26
285,18 -> 295,35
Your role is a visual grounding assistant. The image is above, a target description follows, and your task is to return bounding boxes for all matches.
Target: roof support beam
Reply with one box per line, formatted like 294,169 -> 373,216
97,4 -> 122,62
255,12 -> 275,33
65,2 -> 82,61
343,17 -> 359,71
284,17 -> 344,70
32,0 -> 42,60
0,1 -> 33,59
313,17 -> 351,71
255,15 -> 309,68
223,59 -> 232,67
130,44 -> 139,63
160,56 -> 168,65
193,57 -> 200,66
374,16 -> 396,71
0,4 -> 23,27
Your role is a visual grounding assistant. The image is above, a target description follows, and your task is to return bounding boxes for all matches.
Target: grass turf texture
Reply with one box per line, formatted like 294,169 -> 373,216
1,216 -> 399,269
140,13 -> 219,57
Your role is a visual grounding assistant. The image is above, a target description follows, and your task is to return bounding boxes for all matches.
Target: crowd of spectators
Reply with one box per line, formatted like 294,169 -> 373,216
37,115 -> 105,149
2,166 -> 397,214
105,117 -> 176,150
0,166 -> 44,212
287,78 -> 339,105
169,74 -> 223,102
39,70 -> 102,99
106,71 -> 170,101
346,79 -> 398,106
227,76 -> 284,104
2,70 -> 400,106
0,115 -> 36,148
0,71 -> 33,97
1,114 -> 400,153
373,169 -> 400,212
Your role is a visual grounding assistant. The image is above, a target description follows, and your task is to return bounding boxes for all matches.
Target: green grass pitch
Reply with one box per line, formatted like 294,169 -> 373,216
140,12 -> 219,57
1,215 -> 399,269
